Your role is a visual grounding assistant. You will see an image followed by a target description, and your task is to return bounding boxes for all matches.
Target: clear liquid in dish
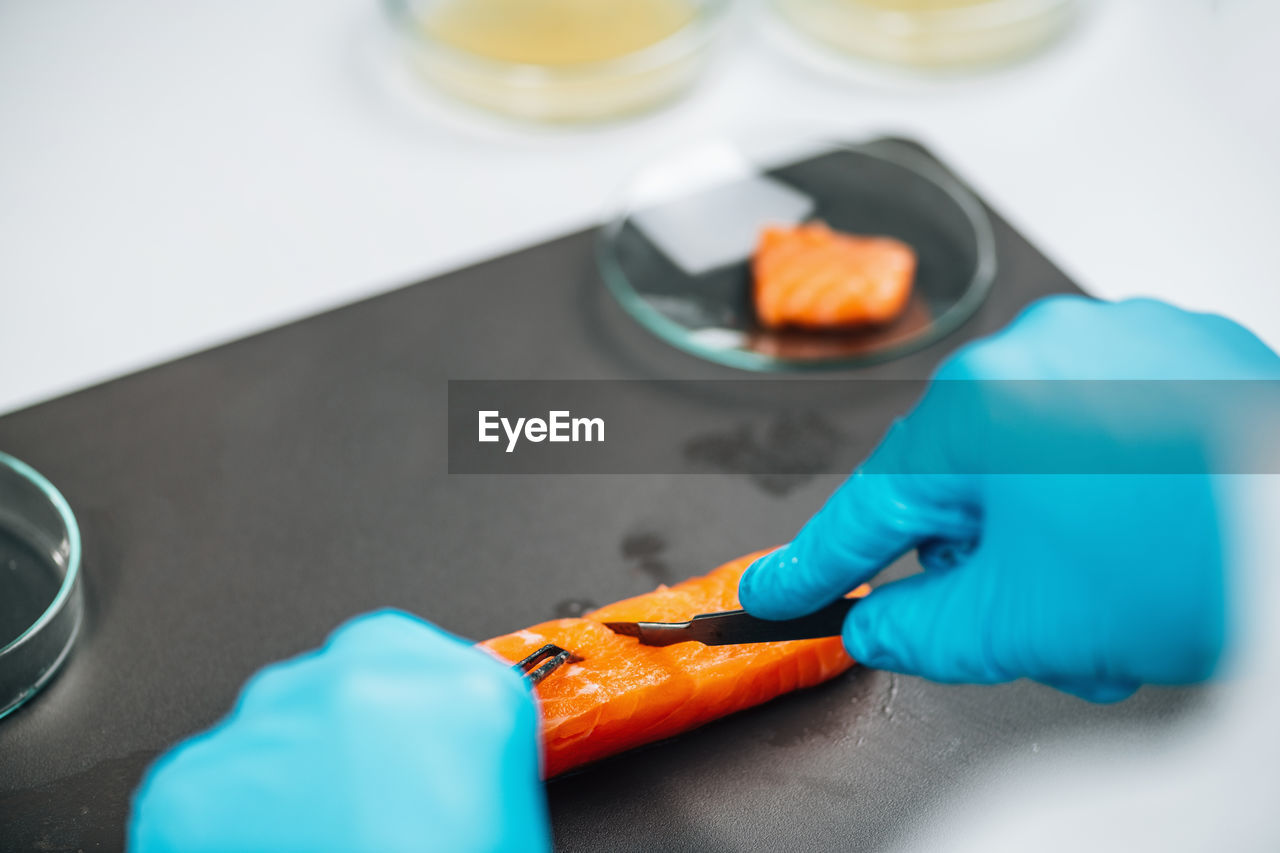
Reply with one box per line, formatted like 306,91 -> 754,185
0,527 -> 61,648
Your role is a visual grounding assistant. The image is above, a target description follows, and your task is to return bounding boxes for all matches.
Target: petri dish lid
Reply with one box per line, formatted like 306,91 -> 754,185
0,452 -> 84,720
597,134 -> 997,371
761,0 -> 1083,83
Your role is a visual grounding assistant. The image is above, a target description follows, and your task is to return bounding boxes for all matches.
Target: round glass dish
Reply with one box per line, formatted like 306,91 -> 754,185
383,0 -> 730,123
769,0 -> 1081,73
597,136 -> 996,371
0,452 -> 83,720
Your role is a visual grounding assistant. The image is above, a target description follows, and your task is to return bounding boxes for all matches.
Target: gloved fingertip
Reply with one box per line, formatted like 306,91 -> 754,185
842,597 -> 894,671
327,608 -> 472,658
737,546 -> 792,619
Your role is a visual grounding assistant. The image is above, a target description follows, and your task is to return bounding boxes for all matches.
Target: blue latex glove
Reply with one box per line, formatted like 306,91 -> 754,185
740,296 -> 1280,702
130,610 -> 549,853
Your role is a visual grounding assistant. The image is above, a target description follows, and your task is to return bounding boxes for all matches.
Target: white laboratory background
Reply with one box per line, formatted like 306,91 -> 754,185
2,0 -> 1278,415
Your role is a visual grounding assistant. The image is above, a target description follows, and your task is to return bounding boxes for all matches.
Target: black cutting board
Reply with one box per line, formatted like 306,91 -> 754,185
0,139 -> 1200,852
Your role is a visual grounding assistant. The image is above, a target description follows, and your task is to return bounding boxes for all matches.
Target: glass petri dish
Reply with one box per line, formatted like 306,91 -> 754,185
597,136 -> 996,371
383,0 -> 730,123
0,452 -> 83,720
769,0 -> 1081,73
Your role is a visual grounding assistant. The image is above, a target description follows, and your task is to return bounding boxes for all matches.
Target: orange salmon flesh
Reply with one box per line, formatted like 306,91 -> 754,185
752,221 -> 917,330
481,551 -> 868,777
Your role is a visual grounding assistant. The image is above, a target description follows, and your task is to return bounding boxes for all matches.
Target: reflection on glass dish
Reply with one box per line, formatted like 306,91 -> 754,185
597,136 -> 997,371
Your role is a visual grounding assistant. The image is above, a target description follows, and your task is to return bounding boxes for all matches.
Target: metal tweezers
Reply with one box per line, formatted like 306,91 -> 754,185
512,644 -> 582,685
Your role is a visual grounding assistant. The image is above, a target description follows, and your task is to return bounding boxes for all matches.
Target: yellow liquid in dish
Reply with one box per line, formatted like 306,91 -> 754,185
424,0 -> 697,66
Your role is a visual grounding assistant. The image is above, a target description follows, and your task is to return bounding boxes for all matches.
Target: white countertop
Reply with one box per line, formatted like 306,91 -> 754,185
2,0 -> 1278,415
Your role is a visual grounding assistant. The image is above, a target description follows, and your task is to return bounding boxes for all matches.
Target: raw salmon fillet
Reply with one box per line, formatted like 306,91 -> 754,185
481,551 -> 868,777
752,221 -> 917,330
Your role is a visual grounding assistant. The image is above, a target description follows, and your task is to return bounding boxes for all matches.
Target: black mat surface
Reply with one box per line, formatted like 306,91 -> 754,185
0,139 -> 1200,852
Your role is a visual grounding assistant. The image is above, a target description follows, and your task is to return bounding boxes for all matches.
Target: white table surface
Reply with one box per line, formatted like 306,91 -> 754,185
2,0 -> 1278,416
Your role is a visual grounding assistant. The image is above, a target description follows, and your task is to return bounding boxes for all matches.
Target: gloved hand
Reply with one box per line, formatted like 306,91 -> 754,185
129,610 -> 549,853
740,296 -> 1280,702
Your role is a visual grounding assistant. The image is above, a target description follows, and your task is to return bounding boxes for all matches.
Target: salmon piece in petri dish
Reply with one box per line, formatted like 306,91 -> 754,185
752,221 -> 917,330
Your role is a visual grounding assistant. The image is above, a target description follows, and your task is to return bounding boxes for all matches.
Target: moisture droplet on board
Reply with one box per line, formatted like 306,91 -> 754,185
553,598 -> 598,619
